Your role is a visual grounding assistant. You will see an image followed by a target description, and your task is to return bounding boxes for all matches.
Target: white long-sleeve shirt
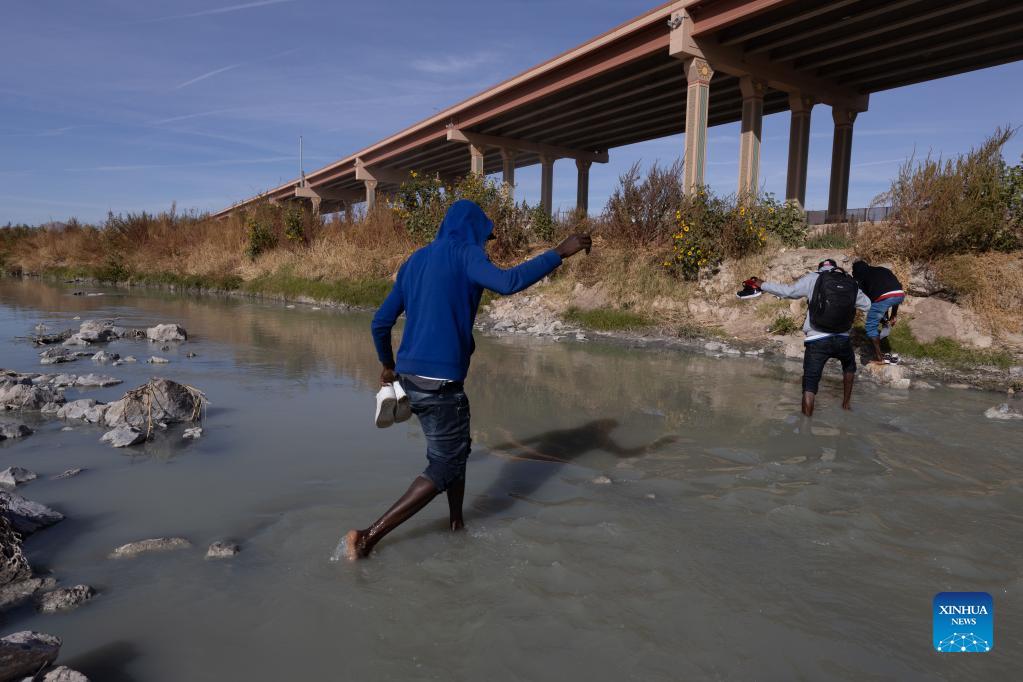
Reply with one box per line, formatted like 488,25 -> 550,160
761,272 -> 871,342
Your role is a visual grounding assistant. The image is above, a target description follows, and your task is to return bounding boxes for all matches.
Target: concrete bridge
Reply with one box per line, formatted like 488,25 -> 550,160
215,0 -> 1023,220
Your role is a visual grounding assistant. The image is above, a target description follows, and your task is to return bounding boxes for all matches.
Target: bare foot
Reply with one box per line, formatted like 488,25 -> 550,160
842,402 -> 852,410
450,519 -> 465,531
343,529 -> 369,560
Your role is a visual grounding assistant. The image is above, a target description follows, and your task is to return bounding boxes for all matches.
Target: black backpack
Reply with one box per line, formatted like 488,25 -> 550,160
809,269 -> 858,333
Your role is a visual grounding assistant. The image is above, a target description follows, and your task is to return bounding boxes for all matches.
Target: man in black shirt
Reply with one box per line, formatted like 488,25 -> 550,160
852,260 -> 905,364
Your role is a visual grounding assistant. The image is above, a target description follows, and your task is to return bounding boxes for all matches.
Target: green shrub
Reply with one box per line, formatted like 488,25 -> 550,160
664,188 -> 766,280
563,306 -> 652,331
284,205 -> 305,243
245,213 -> 278,260
756,194 -> 807,246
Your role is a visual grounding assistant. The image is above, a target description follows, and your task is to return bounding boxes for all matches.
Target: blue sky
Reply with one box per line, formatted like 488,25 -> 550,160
1,0 -> 1021,225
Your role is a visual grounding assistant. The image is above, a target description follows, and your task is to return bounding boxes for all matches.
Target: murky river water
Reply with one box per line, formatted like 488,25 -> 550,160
1,279 -> 1020,681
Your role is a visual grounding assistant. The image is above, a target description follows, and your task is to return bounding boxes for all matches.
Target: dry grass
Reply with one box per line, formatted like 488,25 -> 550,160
934,252 -> 1023,330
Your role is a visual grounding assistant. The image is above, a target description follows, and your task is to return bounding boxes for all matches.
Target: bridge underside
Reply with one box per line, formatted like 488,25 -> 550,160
217,0 -> 1023,220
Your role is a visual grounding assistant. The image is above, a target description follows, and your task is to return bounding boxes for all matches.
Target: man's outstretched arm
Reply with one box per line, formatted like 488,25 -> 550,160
466,234 -> 591,296
754,274 -> 814,300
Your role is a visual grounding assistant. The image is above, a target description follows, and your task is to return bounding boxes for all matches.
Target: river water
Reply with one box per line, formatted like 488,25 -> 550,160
0,278 -> 1020,681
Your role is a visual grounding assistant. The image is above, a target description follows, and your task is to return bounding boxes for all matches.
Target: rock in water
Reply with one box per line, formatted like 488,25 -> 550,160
91,350 -> 119,363
146,356 -> 170,364
38,585 -> 96,613
0,421 -> 33,440
99,426 -> 146,448
56,399 -> 97,421
51,468 -> 85,480
109,537 -> 191,558
0,383 -> 61,410
591,475 -> 613,485
35,666 -> 91,681
0,515 -> 32,588
75,374 -> 121,388
206,541 -> 240,559
104,379 -> 206,430
0,491 -> 64,536
182,427 -> 202,440
146,323 -> 188,342
0,631 -> 62,679
985,403 -> 1023,421
0,631 -> 61,679
0,467 -> 37,487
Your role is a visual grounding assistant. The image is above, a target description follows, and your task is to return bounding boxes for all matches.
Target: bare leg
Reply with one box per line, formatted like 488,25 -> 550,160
869,337 -> 884,363
841,372 -> 855,410
447,477 -> 465,531
802,391 -> 816,417
344,476 -> 438,560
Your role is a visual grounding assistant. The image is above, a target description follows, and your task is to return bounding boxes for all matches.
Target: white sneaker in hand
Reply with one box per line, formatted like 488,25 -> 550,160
375,384 -> 397,428
392,380 -> 412,423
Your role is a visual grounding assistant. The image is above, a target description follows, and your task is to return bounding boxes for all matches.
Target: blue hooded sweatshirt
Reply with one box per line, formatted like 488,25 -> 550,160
371,200 -> 563,381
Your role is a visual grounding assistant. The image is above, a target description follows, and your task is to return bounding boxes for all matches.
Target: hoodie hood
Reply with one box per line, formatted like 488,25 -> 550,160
852,260 -> 867,278
435,200 -> 493,246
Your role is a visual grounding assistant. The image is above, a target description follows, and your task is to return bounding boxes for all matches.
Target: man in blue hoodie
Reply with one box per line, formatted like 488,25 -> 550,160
343,200 -> 591,559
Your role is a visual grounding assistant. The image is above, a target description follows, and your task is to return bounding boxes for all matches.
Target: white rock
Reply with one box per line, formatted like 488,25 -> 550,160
38,584 -> 96,613
206,541 -> 240,559
56,399 -> 98,420
147,356 -> 170,364
591,475 -> 612,485
51,468 -> 85,480
0,467 -> 37,487
36,665 -> 91,681
704,341 -> 723,352
0,490 -> 64,535
49,373 -> 78,387
182,427 -> 203,440
91,350 -> 119,363
109,537 -> 191,558
146,323 -> 187,342
75,373 -> 121,388
0,421 -> 33,440
100,425 -> 146,448
984,403 -> 1023,421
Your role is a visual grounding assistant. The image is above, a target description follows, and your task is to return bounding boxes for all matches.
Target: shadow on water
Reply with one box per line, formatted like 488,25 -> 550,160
66,640 -> 141,682
472,418 -> 676,516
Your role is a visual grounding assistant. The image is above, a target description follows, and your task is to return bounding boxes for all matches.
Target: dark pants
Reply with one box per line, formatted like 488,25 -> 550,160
802,335 -> 856,394
400,378 -> 471,492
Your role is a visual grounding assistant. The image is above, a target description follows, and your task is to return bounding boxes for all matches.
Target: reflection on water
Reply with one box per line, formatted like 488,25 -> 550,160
1,278 -> 1021,681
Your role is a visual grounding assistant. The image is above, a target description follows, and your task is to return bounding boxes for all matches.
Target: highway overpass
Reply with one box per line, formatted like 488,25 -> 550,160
215,0 -> 1023,221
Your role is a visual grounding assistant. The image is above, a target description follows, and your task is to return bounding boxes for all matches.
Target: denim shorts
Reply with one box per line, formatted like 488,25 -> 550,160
399,378 -> 471,492
802,335 -> 856,394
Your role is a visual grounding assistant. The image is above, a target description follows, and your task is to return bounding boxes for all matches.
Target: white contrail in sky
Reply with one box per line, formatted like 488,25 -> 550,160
142,0 -> 297,23
172,48 -> 299,90
174,64 -> 244,90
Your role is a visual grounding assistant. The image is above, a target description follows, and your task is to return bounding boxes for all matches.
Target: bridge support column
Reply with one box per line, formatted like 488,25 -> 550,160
575,159 -> 591,214
738,77 -> 766,201
785,94 -> 813,210
309,196 -> 321,216
501,148 -> 516,195
470,143 -> 486,176
827,107 -> 857,222
682,57 -> 713,195
540,154 -> 554,216
364,179 -> 378,210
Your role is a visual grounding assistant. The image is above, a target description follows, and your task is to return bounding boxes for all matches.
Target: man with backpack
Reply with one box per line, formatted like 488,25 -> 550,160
852,260 -> 905,365
749,259 -> 871,416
